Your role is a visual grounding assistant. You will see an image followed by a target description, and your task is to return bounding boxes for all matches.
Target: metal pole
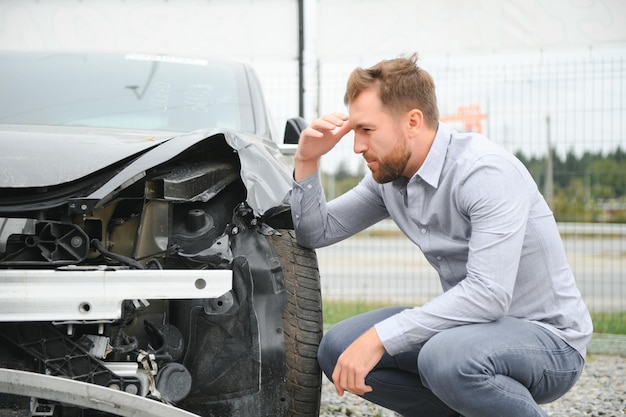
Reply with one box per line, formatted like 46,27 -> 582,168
298,0 -> 304,117
545,114 -> 554,208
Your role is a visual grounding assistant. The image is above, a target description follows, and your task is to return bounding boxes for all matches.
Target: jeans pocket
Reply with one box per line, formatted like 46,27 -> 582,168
530,367 -> 582,404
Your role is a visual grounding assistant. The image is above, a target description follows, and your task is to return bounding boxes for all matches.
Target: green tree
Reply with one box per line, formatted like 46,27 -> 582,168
588,158 -> 625,199
552,178 -> 599,222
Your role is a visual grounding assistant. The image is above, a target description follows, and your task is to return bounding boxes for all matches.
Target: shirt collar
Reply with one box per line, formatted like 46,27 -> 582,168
389,122 -> 452,192
413,122 -> 452,189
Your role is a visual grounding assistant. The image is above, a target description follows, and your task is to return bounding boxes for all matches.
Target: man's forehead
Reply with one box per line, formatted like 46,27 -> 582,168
349,92 -> 389,124
348,90 -> 382,113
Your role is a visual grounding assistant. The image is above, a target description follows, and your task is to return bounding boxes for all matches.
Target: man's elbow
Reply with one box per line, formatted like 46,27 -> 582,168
294,231 -> 321,249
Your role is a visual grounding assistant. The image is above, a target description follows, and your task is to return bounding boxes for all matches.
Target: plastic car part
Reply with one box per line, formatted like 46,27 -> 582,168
283,117 -> 308,145
156,363 -> 193,403
144,321 -> 185,361
0,368 -> 201,417
1,321 -> 196,406
82,334 -> 111,359
145,161 -> 238,202
0,322 -> 141,393
0,220 -> 90,265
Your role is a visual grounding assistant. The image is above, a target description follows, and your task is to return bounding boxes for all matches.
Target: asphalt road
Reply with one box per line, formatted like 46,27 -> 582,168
315,235 -> 625,312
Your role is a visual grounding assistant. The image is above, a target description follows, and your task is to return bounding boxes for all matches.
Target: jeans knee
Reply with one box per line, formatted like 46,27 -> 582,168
418,332 -> 474,392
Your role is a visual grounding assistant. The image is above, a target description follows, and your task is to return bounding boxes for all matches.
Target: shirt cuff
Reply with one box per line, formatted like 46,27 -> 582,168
374,315 -> 408,356
292,170 -> 320,188
290,170 -> 321,229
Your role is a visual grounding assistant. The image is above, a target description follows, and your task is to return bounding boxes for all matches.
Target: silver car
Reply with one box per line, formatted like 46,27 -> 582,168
0,51 -> 320,417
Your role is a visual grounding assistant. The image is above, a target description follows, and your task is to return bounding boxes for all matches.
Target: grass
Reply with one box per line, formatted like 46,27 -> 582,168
323,300 -> 626,335
323,300 -> 398,326
591,311 -> 626,334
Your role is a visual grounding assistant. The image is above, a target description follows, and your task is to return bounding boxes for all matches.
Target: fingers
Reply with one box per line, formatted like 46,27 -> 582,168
330,327 -> 384,397
331,363 -> 345,396
307,113 -> 349,136
332,359 -> 373,397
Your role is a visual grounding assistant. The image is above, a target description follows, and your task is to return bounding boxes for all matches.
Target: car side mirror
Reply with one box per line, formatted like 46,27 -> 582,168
283,117 -> 308,145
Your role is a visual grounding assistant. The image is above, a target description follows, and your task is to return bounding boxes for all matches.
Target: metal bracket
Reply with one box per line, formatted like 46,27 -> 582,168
0,268 -> 232,321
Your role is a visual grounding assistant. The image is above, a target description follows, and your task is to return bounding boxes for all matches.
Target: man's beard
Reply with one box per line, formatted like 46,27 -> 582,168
369,140 -> 411,184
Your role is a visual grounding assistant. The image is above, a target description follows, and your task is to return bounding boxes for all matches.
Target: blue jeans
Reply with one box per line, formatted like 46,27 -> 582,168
318,307 -> 584,417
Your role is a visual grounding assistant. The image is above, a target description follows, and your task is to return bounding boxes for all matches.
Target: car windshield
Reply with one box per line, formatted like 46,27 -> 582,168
0,52 -> 256,133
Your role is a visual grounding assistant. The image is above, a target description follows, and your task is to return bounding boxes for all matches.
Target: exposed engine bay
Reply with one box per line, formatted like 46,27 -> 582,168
0,131 -> 309,416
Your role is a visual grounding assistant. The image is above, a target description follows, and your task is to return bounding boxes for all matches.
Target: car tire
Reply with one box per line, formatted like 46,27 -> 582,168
267,229 -> 323,417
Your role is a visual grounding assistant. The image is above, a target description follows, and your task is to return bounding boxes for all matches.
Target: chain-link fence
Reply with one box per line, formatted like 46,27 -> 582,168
260,50 -> 626,338
263,49 -> 626,334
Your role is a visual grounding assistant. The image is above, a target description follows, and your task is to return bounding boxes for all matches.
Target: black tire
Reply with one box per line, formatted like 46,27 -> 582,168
267,229 -> 323,417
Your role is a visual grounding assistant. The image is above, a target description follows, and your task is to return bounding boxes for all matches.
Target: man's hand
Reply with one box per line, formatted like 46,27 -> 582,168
294,113 -> 352,181
332,327 -> 386,397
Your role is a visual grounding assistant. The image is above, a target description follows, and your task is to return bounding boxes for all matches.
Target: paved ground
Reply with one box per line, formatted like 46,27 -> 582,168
316,235 -> 626,312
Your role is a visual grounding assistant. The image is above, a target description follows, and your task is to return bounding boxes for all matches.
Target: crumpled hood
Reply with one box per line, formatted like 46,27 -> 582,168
79,127 -> 294,216
0,124 -> 294,217
0,125 -> 174,188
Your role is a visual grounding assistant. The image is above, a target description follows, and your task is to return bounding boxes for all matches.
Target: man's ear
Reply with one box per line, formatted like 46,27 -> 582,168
407,109 -> 424,133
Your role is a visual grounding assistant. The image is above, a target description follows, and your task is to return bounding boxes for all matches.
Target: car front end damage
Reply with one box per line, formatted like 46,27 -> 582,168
0,127 -> 322,416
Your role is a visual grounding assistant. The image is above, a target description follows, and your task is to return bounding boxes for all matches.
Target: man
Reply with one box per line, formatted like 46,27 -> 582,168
289,54 -> 592,417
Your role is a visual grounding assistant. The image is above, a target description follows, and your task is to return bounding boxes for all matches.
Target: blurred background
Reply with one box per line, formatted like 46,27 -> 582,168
1,0 -> 624,346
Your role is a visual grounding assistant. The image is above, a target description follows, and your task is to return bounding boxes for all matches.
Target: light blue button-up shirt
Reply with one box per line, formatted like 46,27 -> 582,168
290,123 -> 592,357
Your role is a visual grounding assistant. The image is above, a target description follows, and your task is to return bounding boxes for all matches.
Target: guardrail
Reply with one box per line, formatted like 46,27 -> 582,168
557,222 -> 626,237
363,220 -> 626,237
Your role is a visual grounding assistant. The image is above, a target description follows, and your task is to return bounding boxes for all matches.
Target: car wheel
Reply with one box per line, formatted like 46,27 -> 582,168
267,229 -> 323,417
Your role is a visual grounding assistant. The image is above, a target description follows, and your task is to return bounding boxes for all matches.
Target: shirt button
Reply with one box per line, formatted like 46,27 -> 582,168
420,228 -> 427,234
306,184 -> 312,190
436,256 -> 442,261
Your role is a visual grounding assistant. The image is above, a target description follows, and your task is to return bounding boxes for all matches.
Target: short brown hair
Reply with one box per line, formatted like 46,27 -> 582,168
344,53 -> 439,128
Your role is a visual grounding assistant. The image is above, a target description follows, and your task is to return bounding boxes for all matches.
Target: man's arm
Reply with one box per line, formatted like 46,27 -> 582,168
374,155 -> 533,355
290,114 -> 388,248
291,172 -> 389,248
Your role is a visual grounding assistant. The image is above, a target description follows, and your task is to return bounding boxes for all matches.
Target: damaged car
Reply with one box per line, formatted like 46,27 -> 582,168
0,51 -> 321,417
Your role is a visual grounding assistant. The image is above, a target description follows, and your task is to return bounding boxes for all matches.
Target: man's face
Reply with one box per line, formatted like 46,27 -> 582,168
349,89 -> 411,183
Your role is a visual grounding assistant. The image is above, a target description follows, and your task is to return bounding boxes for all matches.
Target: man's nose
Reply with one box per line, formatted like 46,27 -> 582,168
353,133 -> 367,154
